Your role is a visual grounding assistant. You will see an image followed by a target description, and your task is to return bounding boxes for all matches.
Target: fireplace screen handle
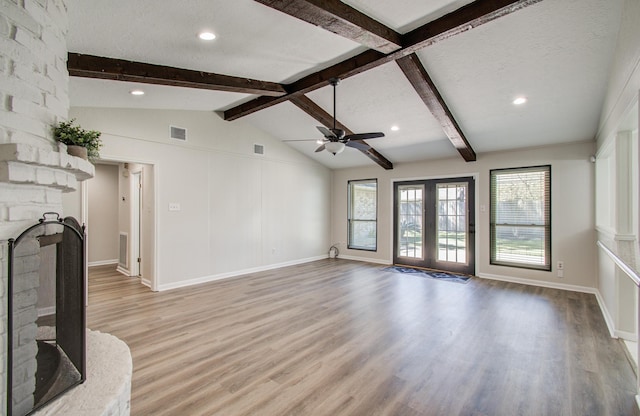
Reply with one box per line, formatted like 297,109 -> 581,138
40,212 -> 62,223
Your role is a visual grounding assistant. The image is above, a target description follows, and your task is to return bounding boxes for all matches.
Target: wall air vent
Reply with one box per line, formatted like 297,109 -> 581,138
254,144 -> 265,155
170,125 -> 187,141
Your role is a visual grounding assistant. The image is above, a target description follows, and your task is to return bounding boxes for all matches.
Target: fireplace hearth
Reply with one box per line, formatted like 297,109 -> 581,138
7,213 -> 86,416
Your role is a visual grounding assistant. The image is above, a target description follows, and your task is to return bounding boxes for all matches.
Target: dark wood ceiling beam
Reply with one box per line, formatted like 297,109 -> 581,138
290,94 -> 350,132
224,0 -> 541,121
224,49 -> 384,120
254,0 -> 402,53
396,53 -> 476,162
290,95 -> 393,170
401,0 -> 540,52
67,53 -> 287,97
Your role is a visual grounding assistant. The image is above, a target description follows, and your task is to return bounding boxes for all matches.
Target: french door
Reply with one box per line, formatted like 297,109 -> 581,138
393,177 -> 475,275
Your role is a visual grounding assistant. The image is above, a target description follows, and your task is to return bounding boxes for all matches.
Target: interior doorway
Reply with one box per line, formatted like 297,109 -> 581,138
84,160 -> 157,291
393,177 -> 476,275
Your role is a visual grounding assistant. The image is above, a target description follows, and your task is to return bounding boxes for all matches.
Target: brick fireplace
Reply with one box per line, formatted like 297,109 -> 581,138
1,2 -> 133,414
0,1 -> 132,415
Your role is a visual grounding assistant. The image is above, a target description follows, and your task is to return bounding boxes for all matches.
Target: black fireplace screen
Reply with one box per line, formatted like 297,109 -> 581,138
7,213 -> 86,416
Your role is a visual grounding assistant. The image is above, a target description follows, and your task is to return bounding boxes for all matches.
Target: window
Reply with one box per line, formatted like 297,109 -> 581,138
490,166 -> 551,270
348,179 -> 377,251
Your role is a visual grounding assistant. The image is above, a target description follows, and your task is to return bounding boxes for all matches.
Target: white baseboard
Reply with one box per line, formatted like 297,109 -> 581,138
140,278 -> 151,288
338,254 -> 391,265
116,265 -> 130,276
477,272 -> 598,294
594,290 -> 617,338
615,329 -> 636,342
38,306 -> 55,317
88,259 -> 119,267
157,255 -> 328,291
623,340 -> 638,366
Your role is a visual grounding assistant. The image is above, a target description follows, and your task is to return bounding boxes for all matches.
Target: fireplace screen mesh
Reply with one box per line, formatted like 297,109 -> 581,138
7,213 -> 86,416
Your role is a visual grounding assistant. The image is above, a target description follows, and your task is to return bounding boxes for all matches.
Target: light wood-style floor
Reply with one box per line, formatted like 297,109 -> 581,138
87,260 -> 639,416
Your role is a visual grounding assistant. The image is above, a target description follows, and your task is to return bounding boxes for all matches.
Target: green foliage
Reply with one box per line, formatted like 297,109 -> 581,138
53,119 -> 103,160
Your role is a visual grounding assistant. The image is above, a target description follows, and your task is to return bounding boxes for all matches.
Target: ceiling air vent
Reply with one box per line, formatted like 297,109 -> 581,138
170,125 -> 187,141
254,144 -> 265,155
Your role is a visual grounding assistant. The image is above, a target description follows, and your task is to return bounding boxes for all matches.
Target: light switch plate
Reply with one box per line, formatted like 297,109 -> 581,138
169,203 -> 181,211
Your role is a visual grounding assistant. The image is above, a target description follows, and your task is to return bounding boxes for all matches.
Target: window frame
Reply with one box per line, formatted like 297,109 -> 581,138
490,165 -> 551,271
347,178 -> 378,251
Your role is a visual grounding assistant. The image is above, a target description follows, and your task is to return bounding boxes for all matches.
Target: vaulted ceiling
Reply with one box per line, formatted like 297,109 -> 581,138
66,0 -> 624,170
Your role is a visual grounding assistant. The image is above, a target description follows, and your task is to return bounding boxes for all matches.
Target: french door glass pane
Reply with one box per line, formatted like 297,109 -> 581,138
436,183 -> 467,263
398,185 -> 423,259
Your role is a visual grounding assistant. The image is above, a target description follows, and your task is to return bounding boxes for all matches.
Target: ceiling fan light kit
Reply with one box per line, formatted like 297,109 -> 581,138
283,78 -> 386,156
316,78 -> 385,155
325,141 -> 346,155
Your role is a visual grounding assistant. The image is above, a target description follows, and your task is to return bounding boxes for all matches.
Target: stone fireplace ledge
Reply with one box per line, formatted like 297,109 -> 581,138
0,143 -> 95,192
34,330 -> 132,416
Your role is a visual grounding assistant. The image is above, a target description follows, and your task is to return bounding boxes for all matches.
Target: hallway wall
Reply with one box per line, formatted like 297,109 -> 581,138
70,107 -> 332,290
88,164 -> 119,265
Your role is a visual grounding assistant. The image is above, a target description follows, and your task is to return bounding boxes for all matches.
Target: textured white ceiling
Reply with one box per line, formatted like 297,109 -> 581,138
66,0 -> 625,169
66,0 -> 366,83
69,77 -> 252,111
343,0 -> 476,33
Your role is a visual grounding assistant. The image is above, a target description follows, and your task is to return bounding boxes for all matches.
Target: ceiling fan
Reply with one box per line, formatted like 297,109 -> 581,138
287,78 -> 385,155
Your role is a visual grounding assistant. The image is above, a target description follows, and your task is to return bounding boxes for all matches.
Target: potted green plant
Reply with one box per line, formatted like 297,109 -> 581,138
53,119 -> 103,161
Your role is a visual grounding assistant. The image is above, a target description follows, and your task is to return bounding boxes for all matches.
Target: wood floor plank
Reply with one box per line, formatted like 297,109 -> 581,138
86,260 -> 639,416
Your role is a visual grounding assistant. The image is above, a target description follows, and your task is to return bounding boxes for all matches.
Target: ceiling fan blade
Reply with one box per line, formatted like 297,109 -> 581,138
315,144 -> 326,153
317,126 -> 336,139
345,140 -> 371,151
344,132 -> 385,141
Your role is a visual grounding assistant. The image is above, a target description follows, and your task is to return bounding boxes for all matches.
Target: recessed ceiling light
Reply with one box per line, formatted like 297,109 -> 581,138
513,97 -> 527,105
198,31 -> 216,41
391,125 -> 399,131
130,90 -> 145,96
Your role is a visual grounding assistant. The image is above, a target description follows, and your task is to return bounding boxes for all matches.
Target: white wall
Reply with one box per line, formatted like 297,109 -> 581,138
62,184 -> 83,221
69,107 -> 332,290
594,0 -> 640,340
597,0 -> 640,148
332,141 -> 596,289
87,164 -> 119,265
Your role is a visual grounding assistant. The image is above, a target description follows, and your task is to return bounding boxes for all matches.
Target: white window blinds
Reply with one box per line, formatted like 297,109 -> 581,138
490,166 -> 551,270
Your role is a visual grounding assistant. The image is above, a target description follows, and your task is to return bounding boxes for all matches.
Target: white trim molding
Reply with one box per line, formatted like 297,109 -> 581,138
615,234 -> 638,241
338,254 -> 391,265
37,306 -> 56,318
594,289 -> 618,339
116,265 -> 130,277
616,329 -> 637,342
477,272 -> 598,295
88,259 -> 119,267
157,255 -> 328,291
